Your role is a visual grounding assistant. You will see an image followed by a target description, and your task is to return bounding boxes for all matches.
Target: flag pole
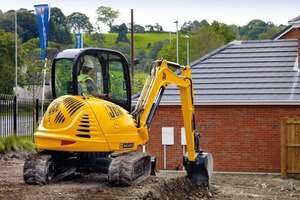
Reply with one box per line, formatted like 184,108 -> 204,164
34,4 -> 50,121
41,58 -> 47,119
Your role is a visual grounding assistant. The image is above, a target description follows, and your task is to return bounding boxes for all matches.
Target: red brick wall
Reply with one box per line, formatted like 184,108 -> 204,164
145,105 -> 300,173
279,28 -> 298,39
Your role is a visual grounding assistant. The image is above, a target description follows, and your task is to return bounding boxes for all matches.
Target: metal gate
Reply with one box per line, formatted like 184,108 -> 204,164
0,94 -> 51,139
281,117 -> 300,179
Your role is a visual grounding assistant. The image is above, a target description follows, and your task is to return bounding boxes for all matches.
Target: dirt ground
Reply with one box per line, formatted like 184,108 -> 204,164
1,152 -> 300,200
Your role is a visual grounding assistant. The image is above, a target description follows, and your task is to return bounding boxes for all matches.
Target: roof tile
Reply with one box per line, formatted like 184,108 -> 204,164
161,39 -> 300,104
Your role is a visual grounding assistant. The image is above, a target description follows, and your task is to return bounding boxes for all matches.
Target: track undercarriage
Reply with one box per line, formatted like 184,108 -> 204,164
23,151 -> 152,186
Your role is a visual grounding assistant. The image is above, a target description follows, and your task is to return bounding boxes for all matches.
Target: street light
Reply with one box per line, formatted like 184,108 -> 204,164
185,35 -> 190,65
14,9 -> 34,95
174,20 -> 178,64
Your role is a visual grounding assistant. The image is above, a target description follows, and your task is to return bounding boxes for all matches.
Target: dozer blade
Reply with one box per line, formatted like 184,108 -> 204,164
108,152 -> 151,186
183,152 -> 213,187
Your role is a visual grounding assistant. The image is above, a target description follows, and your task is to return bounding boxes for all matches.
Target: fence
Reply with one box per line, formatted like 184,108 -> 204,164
0,94 -> 52,139
281,117 -> 300,179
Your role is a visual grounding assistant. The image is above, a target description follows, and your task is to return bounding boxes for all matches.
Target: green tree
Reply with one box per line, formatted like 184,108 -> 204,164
111,42 -> 131,60
133,24 -> 145,33
0,30 -> 14,94
211,21 -> 236,43
154,23 -> 163,32
20,37 -> 40,50
240,19 -> 268,40
17,9 -> 37,43
23,59 -> 50,99
116,23 -> 129,44
194,19 -> 209,28
49,7 -> 72,44
0,29 -> 26,94
89,32 -> 106,47
145,25 -> 154,32
158,33 -> 188,65
181,21 -> 196,34
135,49 -> 152,72
110,25 -> 119,33
190,25 -> 224,61
131,73 -> 147,95
157,42 -> 176,63
0,11 -> 14,33
211,21 -> 236,44
181,19 -> 210,34
19,39 -> 51,99
229,24 -> 241,39
125,23 -> 147,33
258,24 -> 286,39
150,40 -> 166,60
0,9 -> 37,43
96,6 -> 119,31
67,12 -> 94,33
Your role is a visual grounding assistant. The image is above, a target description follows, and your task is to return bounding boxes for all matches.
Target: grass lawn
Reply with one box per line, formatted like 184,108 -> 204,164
84,32 -> 176,53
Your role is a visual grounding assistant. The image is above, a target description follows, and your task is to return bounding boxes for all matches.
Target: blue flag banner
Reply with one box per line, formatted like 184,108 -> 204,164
75,33 -> 83,48
34,4 -> 50,59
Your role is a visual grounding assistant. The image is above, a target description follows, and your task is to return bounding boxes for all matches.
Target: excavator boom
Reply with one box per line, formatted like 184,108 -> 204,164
132,59 -> 213,186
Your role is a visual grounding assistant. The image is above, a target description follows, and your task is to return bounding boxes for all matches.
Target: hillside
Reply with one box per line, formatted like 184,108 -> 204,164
84,32 -> 176,53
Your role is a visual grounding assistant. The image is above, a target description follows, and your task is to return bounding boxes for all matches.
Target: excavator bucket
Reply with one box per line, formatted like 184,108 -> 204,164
183,151 -> 213,187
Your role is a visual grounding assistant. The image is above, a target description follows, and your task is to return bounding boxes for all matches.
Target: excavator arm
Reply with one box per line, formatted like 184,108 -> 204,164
132,60 -> 213,186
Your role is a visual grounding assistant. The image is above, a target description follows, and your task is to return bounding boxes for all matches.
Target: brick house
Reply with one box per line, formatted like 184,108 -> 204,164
139,16 -> 300,173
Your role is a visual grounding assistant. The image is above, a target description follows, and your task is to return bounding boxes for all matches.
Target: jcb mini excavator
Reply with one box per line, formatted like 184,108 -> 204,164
23,48 -> 213,186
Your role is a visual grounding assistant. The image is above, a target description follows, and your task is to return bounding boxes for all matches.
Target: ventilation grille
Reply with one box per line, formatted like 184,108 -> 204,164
63,97 -> 84,117
76,114 -> 91,137
54,111 -> 65,124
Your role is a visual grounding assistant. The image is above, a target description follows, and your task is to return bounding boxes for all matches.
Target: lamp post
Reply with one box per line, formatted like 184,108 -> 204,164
174,20 -> 178,64
14,11 -> 17,95
14,9 -> 34,95
185,35 -> 189,65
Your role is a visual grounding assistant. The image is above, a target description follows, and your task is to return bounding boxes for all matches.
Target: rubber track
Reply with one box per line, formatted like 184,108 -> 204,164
108,152 -> 151,186
23,153 -> 54,185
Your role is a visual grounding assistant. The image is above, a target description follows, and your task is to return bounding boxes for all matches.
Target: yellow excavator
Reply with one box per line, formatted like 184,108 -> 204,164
23,48 -> 213,186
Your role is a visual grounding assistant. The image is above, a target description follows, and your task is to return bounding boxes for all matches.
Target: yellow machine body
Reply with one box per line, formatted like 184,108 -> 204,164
35,95 -> 142,152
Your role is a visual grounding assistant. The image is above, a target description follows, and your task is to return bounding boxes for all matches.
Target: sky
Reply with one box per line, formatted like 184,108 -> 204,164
1,0 -> 300,33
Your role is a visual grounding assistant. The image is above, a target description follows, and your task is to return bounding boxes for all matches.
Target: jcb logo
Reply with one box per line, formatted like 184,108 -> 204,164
106,104 -> 123,119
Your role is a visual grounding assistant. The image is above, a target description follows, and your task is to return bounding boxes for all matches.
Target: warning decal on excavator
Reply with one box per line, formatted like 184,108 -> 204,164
104,104 -> 124,120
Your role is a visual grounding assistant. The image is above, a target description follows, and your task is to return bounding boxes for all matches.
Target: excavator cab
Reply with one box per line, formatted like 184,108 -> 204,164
51,48 -> 132,112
